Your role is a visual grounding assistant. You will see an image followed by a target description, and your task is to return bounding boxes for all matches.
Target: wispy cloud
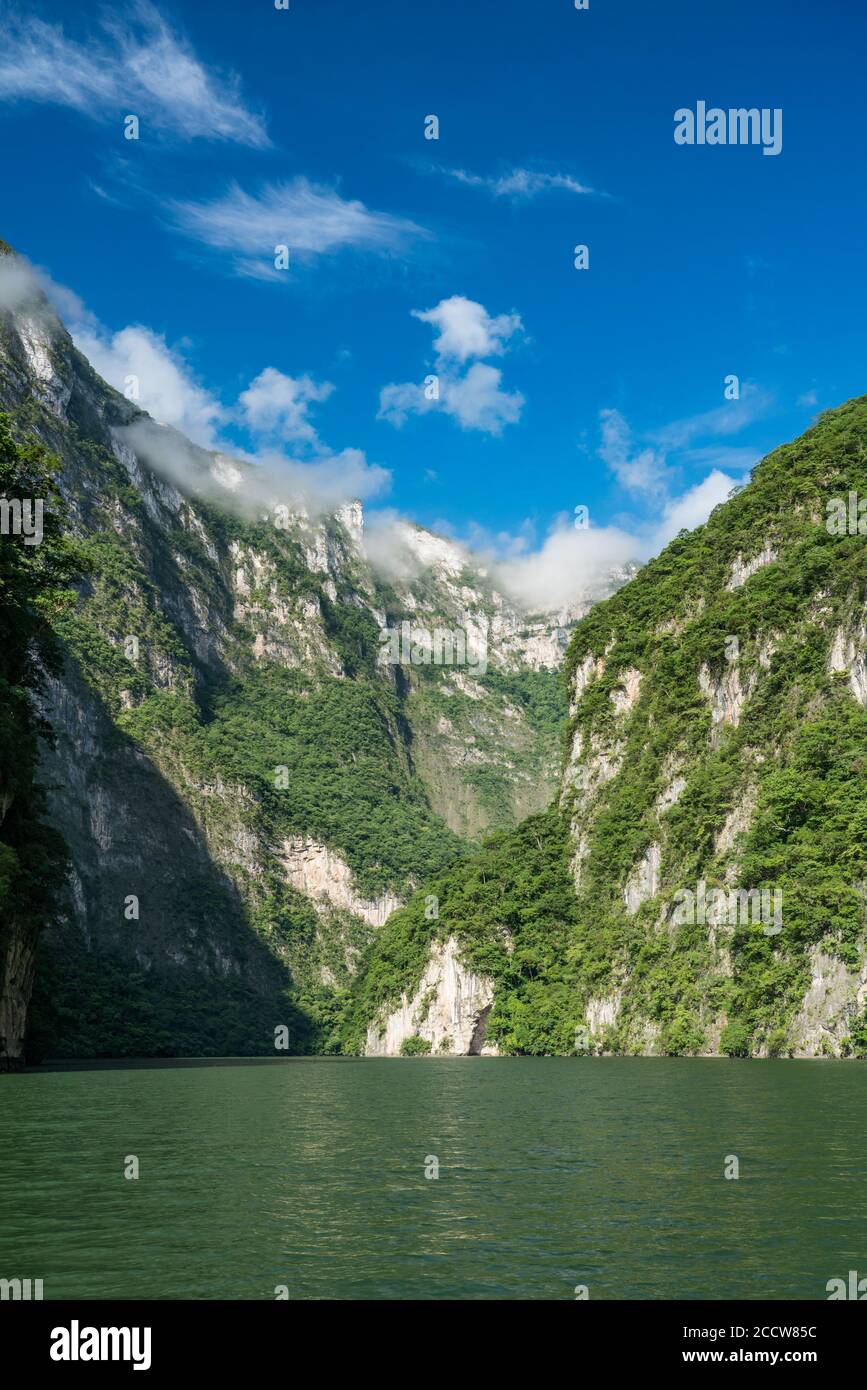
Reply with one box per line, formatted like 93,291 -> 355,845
680,443 -> 762,474
0,2 -> 268,146
0,256 -> 42,314
598,408 -> 671,500
119,418 -> 390,519
599,387 -> 768,507
437,166 -> 597,200
491,519 -> 637,611
171,178 -> 425,275
378,295 -> 525,436
650,383 -> 773,450
379,363 -> 524,436
652,469 -> 736,548
1,252 -> 228,447
77,317 -> 388,508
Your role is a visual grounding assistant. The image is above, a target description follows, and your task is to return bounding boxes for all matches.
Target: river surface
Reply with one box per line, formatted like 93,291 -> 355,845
1,1057 -> 864,1299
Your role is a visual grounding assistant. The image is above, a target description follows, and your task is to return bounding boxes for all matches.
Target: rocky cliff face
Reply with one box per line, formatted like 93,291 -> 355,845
0,249 -> 625,1061
350,398 -> 867,1059
364,936 -> 496,1056
557,399 -> 867,1057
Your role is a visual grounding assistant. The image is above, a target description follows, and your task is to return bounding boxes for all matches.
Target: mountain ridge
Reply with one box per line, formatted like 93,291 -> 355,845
0,245 -> 625,1065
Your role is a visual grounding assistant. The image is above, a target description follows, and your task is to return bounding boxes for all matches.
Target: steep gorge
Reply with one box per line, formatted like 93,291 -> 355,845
5,242 -> 864,1066
0,246 -> 615,1065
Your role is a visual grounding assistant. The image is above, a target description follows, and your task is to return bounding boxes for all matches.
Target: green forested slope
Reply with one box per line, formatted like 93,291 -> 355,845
345,398 -> 867,1057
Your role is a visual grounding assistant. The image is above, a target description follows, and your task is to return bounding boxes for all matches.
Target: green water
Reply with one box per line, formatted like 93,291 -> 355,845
1,1057 -> 864,1300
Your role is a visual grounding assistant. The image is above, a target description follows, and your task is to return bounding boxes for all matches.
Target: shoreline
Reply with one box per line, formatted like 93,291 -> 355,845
6,1051 -> 858,1074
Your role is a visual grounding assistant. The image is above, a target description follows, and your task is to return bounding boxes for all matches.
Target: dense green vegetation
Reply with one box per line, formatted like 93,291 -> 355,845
341,807 -> 582,1054
192,664 -> 465,897
405,664 -> 568,834
557,397 -> 867,1054
479,667 -> 569,741
48,453 -> 466,902
27,937 -> 314,1061
346,398 -> 867,1057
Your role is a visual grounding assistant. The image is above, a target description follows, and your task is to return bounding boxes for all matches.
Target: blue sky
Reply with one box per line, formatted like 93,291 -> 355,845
1,0 -> 866,596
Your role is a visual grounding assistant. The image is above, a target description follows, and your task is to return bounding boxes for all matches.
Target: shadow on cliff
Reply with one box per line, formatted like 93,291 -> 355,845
26,653 -> 316,1063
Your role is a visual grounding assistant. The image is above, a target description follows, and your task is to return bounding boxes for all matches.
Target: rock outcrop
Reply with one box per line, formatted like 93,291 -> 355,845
364,937 -> 496,1056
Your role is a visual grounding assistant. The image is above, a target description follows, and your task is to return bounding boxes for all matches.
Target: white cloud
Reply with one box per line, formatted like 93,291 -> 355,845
579,401 -> 750,588
172,178 -> 423,271
361,510 -> 432,581
441,362 -> 524,434
494,519 -> 637,611
0,3 -> 268,146
238,369 -> 334,447
251,445 -> 390,511
797,389 -> 818,408
488,396 -> 757,611
0,257 -> 40,313
0,263 -> 195,461
119,419 -> 390,519
376,380 -> 429,429
599,390 -> 762,509
484,467 -> 737,612
0,251 -> 91,327
378,362 -> 523,436
652,470 -> 736,548
74,322 -> 225,447
84,335 -> 389,510
441,167 -> 596,199
378,296 -> 525,436
19,257 -> 391,512
412,295 -> 523,363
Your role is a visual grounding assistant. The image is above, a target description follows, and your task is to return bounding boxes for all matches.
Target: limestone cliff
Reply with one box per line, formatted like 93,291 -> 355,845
364,936 -> 496,1056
